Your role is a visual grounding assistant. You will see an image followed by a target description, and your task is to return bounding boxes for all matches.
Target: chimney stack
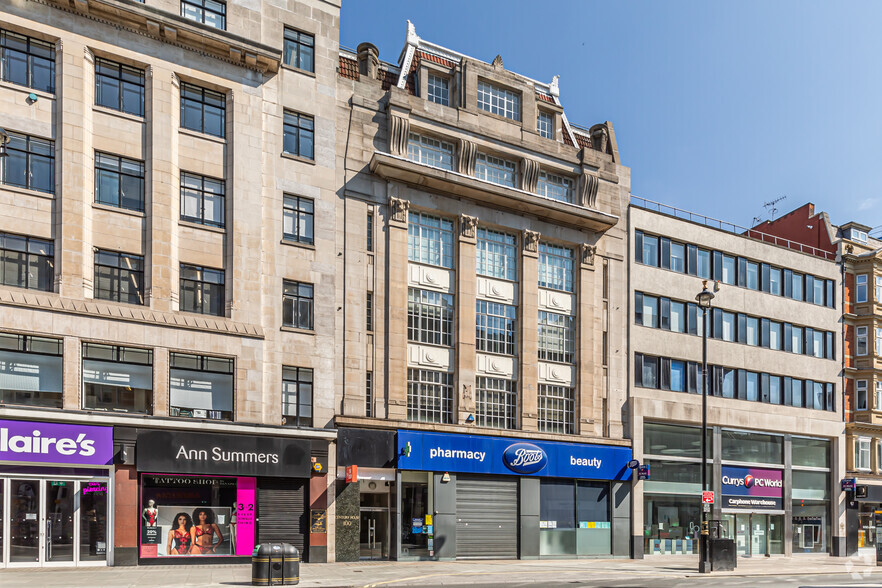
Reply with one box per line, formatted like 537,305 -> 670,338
357,42 -> 379,80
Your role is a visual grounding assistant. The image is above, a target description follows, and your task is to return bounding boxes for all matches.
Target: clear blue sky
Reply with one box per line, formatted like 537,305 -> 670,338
341,1 -> 882,233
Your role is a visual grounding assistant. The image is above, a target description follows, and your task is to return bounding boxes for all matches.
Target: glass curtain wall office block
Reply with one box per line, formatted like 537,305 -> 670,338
180,172 -> 225,227
0,29 -> 55,93
94,249 -> 145,305
283,28 -> 314,72
181,0 -> 226,29
408,288 -> 454,346
477,80 -> 520,120
0,332 -> 63,407
283,111 -> 314,159
537,171 -> 573,203
169,352 -> 233,420
283,281 -> 314,330
476,228 -> 517,280
95,152 -> 145,211
95,57 -> 144,116
82,342 -> 152,413
0,232 -> 53,291
427,73 -> 449,106
475,153 -> 516,188
180,82 -> 225,137
539,243 -> 574,292
475,376 -> 516,429
180,264 -> 225,316
538,311 -> 575,364
1,132 -> 54,193
408,212 -> 454,268
282,195 -> 314,244
476,300 -> 516,355
537,384 -> 575,434
407,368 -> 453,424
407,133 -> 454,170
282,366 -> 313,427
537,111 -> 553,139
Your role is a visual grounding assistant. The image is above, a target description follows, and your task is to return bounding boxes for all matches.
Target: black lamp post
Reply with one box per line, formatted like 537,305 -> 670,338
696,280 -> 715,573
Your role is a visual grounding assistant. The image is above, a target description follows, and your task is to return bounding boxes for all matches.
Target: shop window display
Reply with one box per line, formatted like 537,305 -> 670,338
644,495 -> 700,555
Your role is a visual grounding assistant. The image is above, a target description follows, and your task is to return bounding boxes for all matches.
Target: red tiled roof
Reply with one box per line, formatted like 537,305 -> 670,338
574,132 -> 592,149
339,55 -> 359,80
536,93 -> 554,103
562,128 -> 574,147
418,51 -> 456,69
380,68 -> 398,90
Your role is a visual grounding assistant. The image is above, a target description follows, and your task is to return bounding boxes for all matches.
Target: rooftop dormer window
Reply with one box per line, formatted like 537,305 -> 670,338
427,73 -> 449,106
851,228 -> 868,243
537,111 -> 553,139
477,81 -> 520,121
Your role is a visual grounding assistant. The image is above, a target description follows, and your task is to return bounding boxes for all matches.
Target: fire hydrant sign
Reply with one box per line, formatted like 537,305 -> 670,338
702,491 -> 715,504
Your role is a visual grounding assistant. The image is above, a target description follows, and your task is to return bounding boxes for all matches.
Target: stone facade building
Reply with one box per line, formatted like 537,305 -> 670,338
333,22 -> 634,561
0,0 -> 340,567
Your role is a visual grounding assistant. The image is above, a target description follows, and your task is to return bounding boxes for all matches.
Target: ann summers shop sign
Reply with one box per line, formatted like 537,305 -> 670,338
137,430 -> 310,477
721,466 -> 783,510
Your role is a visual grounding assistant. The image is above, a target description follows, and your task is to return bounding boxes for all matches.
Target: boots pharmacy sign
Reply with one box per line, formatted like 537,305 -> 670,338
0,419 -> 113,467
721,466 -> 783,509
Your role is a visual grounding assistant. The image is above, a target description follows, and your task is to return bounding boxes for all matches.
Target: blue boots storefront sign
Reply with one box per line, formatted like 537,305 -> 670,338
397,430 -> 632,480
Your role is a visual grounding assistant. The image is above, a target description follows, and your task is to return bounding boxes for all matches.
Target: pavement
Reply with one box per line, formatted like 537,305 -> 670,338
3,554 -> 882,587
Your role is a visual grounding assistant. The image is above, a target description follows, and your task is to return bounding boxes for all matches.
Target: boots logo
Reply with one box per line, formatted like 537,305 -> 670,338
503,443 -> 547,474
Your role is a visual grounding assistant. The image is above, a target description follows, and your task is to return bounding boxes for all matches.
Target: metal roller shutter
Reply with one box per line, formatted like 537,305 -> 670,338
258,478 -> 308,558
455,475 -> 518,559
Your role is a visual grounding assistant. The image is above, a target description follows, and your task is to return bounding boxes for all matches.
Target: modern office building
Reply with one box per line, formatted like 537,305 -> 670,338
333,22 -> 634,561
628,200 -> 845,558
0,0 -> 340,567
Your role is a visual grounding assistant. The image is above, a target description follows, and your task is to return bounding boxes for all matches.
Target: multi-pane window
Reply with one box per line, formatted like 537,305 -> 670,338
407,133 -> 454,171
475,153 -> 516,188
94,250 -> 144,305
0,233 -> 53,291
857,380 -> 869,411
283,281 -> 314,330
283,111 -> 315,159
282,195 -> 314,244
877,276 -> 882,302
180,172 -> 225,227
408,288 -> 454,346
0,29 -> 55,93
95,152 -> 145,212
169,352 -> 233,420
538,384 -> 574,434
857,437 -> 871,470
538,311 -> 575,364
427,73 -> 449,106
181,0 -> 226,29
537,111 -> 553,139
82,343 -> 152,414
877,328 -> 882,356
408,212 -> 454,268
537,171 -> 573,203
180,82 -> 225,138
475,376 -> 516,429
476,300 -> 516,355
407,368 -> 453,424
538,242 -> 574,292
477,80 -> 520,121
366,292 -> 374,332
1,132 -> 54,193
0,332 -> 62,408
95,57 -> 144,116
180,263 -> 224,316
857,275 -> 868,303
876,381 -> 882,411
282,366 -> 313,427
858,326 -> 869,356
283,28 -> 315,72
476,228 -> 517,280
366,212 -> 374,252
365,371 -> 373,417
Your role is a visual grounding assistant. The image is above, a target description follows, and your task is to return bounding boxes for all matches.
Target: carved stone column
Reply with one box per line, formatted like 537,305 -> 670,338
457,138 -> 477,175
386,194 -> 410,420
578,171 -> 599,209
578,242 -> 600,436
457,214 -> 478,423
520,230 -> 540,431
388,113 -> 410,157
521,158 -> 540,193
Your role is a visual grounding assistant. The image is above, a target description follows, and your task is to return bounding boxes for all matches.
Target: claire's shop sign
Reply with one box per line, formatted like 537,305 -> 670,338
0,419 -> 113,467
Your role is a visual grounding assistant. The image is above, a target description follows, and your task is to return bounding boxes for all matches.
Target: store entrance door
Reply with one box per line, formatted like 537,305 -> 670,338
359,480 -> 390,560
729,513 -> 781,557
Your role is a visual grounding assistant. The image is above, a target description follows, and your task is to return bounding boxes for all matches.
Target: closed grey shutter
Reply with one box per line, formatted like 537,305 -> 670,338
455,476 -> 517,559
258,478 -> 307,558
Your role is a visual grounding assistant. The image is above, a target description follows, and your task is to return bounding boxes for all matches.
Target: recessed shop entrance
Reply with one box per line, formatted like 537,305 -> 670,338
721,512 -> 784,557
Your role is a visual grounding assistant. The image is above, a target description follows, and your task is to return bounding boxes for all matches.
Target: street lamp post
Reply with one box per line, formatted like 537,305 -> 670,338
696,280 -> 715,574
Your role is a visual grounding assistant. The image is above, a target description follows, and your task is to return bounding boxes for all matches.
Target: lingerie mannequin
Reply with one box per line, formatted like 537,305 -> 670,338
142,499 -> 158,527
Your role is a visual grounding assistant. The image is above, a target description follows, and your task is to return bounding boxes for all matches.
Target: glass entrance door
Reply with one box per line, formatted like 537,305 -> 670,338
10,479 -> 40,563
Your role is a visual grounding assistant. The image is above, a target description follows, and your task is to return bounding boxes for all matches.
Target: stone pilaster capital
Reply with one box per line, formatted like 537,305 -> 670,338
581,243 -> 597,268
389,196 -> 410,226
523,229 -> 541,254
460,214 -> 478,240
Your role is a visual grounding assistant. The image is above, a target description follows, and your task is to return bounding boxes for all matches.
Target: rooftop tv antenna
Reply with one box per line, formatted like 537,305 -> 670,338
764,195 -> 787,221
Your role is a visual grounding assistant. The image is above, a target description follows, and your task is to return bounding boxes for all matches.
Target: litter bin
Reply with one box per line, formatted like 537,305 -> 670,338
252,543 -> 300,586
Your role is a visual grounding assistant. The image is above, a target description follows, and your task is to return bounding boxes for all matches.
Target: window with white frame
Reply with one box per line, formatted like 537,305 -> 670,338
407,133 -> 454,171
475,376 -> 516,429
538,242 -> 574,292
82,343 -> 153,414
476,228 -> 517,280
408,288 -> 454,347
877,276 -> 882,303
858,326 -> 869,356
856,437 -> 872,470
169,352 -> 233,421
857,274 -> 868,303
852,228 -> 869,243
475,153 -> 516,188
537,171 -> 573,203
538,311 -> 575,364
877,328 -> 882,356
282,366 -> 312,427
537,111 -> 553,139
407,368 -> 453,424
477,80 -> 520,121
538,384 -> 574,434
877,381 -> 882,411
427,73 -> 449,106
476,300 -> 516,355
858,380 -> 869,410
408,211 -> 454,268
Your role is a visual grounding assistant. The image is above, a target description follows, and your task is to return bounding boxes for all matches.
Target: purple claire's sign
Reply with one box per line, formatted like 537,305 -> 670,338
0,419 -> 113,466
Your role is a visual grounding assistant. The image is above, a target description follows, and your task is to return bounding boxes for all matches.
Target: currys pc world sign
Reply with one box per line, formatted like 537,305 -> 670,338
0,419 -> 113,467
721,466 -> 783,509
